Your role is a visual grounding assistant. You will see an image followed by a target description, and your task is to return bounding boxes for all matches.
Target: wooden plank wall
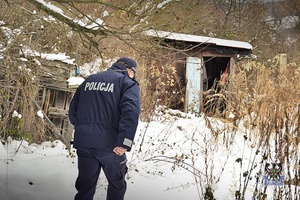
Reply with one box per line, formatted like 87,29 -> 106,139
43,88 -> 74,148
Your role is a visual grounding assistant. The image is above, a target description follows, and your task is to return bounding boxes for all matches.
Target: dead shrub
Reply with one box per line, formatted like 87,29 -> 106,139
224,56 -> 300,198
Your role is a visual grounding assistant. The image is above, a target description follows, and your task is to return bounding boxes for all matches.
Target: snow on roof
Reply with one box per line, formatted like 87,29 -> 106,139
146,30 -> 253,50
21,45 -> 75,65
41,52 -> 75,65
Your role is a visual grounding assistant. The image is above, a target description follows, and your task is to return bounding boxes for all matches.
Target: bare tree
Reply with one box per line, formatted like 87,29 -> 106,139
1,0 -> 300,143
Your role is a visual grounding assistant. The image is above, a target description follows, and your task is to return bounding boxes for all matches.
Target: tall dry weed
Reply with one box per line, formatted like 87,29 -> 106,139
225,56 -> 300,199
0,60 -> 47,144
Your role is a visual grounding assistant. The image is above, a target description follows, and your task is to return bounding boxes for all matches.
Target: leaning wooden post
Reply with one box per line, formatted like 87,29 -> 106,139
33,101 -> 70,150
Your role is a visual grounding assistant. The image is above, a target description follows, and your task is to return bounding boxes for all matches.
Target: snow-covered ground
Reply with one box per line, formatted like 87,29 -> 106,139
0,109 -> 286,200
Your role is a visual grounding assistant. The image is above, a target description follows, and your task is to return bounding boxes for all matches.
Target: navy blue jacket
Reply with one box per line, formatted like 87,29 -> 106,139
68,64 -> 140,151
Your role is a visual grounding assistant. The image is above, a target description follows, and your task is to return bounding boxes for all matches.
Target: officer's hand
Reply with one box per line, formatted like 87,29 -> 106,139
113,147 -> 127,156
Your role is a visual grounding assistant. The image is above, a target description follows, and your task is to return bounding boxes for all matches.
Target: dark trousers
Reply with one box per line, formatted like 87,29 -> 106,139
74,148 -> 127,200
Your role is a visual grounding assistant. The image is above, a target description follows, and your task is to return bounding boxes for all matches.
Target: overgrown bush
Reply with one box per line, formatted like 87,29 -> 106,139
139,58 -> 185,121
0,61 -> 46,144
223,55 -> 300,199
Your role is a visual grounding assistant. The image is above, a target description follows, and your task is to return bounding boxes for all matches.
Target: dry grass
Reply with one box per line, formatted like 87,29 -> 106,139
221,56 -> 300,199
227,57 -> 300,150
0,60 -> 47,144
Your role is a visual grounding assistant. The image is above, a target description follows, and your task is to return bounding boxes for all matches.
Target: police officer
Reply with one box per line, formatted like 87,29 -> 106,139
68,57 -> 140,200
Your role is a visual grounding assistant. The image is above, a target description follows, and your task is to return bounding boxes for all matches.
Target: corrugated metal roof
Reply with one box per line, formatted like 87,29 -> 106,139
146,30 -> 253,50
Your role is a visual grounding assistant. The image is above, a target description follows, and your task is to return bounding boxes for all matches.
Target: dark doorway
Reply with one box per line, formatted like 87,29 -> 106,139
203,57 -> 230,91
203,57 -> 230,116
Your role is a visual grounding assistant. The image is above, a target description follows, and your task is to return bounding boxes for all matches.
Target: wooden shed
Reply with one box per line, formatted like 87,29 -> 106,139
34,54 -> 81,148
146,30 -> 252,115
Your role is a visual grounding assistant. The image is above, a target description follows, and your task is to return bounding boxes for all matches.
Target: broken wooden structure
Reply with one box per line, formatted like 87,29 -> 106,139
146,30 -> 253,115
37,57 -> 79,149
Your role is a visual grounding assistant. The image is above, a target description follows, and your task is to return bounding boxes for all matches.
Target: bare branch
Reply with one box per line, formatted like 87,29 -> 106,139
28,0 -> 107,36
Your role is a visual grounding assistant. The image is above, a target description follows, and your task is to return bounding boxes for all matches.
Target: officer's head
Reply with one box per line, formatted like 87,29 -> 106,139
116,57 -> 137,79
